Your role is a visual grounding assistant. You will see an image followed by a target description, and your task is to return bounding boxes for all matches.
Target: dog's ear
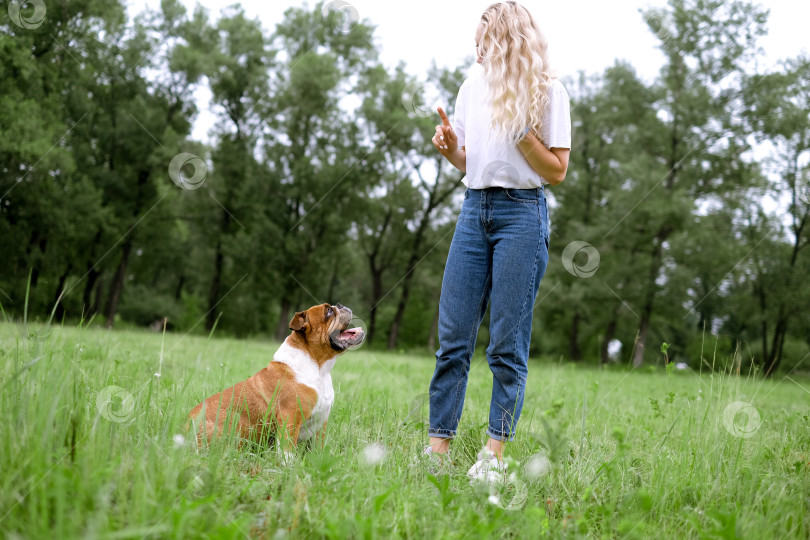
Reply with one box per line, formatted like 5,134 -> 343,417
289,311 -> 308,332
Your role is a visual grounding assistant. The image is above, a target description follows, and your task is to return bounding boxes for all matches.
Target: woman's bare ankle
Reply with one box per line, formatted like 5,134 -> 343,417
485,437 -> 505,460
429,436 -> 451,454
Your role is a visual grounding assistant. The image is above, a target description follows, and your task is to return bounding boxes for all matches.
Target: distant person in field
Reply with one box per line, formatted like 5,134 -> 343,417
425,1 -> 571,482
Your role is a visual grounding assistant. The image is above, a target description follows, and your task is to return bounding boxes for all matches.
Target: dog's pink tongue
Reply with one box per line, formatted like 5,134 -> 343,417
340,327 -> 362,339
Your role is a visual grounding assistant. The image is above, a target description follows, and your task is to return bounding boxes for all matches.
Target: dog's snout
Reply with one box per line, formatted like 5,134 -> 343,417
335,304 -> 352,320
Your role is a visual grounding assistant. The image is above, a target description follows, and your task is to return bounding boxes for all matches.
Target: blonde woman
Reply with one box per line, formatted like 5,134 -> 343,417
426,1 -> 570,482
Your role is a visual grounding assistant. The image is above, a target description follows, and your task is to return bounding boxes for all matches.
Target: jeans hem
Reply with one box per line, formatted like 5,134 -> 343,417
486,428 -> 515,442
428,429 -> 455,439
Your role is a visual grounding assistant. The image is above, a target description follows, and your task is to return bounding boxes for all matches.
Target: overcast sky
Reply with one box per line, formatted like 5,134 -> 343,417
129,0 -> 808,142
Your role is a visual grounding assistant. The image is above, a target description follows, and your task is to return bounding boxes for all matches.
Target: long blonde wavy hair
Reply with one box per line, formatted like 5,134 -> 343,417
477,2 -> 553,145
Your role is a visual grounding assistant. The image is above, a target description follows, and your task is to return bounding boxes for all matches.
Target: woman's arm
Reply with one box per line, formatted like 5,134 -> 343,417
517,132 -> 569,186
443,147 -> 467,173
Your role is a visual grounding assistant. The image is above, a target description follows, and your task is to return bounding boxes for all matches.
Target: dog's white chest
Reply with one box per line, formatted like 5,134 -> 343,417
299,372 -> 334,441
273,342 -> 336,442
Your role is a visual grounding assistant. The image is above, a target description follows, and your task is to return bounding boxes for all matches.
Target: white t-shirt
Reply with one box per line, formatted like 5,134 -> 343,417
453,64 -> 571,189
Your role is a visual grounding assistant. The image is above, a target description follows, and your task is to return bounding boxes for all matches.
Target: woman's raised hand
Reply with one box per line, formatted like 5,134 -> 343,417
431,107 -> 458,156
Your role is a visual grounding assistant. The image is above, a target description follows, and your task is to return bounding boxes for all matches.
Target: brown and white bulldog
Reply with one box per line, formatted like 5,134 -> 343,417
188,303 -> 364,448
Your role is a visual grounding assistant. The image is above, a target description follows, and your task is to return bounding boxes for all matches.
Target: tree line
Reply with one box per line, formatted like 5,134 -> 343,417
1,0 -> 807,375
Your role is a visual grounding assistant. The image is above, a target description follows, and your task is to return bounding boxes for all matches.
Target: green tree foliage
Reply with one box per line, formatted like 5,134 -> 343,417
1,0 -> 807,373
737,55 -> 810,374
357,61 -> 466,349
258,3 -> 379,339
541,0 -> 806,371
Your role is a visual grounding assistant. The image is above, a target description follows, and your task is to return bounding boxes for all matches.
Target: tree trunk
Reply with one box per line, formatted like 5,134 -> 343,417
387,226 -> 428,350
386,166 -> 459,350
367,264 -> 383,345
51,266 -> 71,322
206,240 -> 224,331
764,202 -> 805,376
104,242 -> 132,328
82,265 -> 100,319
569,312 -> 582,361
632,104 -> 678,366
81,230 -> 103,319
365,209 -> 392,346
174,273 -> 185,301
632,237 -> 665,367
427,300 -> 440,352
275,295 -> 293,341
92,275 -> 105,317
755,281 -> 768,369
29,236 -> 47,289
388,282 -> 410,350
633,301 -> 653,368
764,313 -> 789,377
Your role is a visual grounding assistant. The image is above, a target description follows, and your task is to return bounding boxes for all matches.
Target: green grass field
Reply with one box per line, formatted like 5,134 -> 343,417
1,321 -> 808,539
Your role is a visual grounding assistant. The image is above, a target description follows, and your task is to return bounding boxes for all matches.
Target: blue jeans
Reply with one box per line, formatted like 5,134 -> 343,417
428,187 -> 549,442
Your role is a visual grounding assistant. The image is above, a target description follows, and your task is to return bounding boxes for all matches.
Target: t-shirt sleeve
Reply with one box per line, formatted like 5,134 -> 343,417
452,80 -> 467,147
542,80 -> 571,149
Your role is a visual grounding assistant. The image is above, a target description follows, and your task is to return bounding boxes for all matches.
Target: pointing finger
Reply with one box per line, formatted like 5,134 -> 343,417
437,107 -> 451,127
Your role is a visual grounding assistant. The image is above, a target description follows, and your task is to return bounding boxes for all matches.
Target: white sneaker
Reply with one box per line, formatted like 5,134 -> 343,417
467,447 -> 507,484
